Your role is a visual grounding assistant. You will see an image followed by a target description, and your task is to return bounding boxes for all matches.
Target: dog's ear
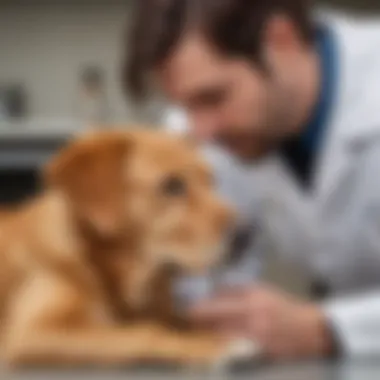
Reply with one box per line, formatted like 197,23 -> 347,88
45,132 -> 132,238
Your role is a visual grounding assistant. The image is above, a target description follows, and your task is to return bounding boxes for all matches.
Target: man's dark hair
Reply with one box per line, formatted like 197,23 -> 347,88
123,0 -> 314,101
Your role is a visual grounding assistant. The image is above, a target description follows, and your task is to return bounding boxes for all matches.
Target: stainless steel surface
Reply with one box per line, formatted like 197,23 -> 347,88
2,361 -> 380,380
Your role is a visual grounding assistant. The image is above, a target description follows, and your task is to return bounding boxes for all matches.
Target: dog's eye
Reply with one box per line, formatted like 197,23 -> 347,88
161,176 -> 187,196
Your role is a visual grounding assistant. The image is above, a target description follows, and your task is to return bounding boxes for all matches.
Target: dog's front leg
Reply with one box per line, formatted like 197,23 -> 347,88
4,324 -> 235,368
4,323 -> 166,366
4,273 -> 239,368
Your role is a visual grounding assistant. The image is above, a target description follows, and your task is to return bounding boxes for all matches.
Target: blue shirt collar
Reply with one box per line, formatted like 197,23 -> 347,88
301,25 -> 337,151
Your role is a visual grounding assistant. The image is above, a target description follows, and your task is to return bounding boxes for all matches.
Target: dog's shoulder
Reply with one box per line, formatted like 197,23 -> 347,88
0,192 -> 84,275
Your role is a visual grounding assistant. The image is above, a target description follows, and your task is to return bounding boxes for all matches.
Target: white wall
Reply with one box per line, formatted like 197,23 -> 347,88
0,3 -> 162,124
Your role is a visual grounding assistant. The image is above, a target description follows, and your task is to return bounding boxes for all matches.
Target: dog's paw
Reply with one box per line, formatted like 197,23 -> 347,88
181,337 -> 261,373
211,338 -> 261,372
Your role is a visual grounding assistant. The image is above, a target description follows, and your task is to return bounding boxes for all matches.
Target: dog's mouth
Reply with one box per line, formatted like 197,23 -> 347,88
162,224 -> 255,276
164,261 -> 185,277
160,243 -> 225,278
160,225 -> 253,277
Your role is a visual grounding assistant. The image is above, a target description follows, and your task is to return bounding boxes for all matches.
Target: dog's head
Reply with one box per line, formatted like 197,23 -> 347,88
46,129 -> 234,278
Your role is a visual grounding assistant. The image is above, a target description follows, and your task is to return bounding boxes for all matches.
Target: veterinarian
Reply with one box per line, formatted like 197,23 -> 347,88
125,0 -> 380,359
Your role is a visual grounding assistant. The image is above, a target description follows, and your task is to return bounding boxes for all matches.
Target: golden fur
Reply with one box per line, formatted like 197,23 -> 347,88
0,129 -> 235,368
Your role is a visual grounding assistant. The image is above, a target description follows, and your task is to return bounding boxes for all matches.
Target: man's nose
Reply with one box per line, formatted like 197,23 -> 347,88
191,115 -> 221,142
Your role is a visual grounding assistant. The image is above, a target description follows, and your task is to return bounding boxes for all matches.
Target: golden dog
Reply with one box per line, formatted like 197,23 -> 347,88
0,129 -> 239,368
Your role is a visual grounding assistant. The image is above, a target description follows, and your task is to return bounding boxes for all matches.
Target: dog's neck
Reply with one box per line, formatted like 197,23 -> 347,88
37,190 -> 172,319
69,201 -> 165,316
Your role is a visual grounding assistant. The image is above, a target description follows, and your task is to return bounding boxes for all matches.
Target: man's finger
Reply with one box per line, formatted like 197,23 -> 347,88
218,324 -> 247,339
248,312 -> 274,347
189,295 -> 246,322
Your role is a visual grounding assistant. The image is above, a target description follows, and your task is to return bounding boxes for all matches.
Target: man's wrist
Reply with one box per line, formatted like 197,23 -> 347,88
300,303 -> 338,357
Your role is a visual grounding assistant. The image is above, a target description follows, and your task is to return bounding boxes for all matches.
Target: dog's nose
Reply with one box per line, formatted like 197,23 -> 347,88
225,225 -> 256,265
164,262 -> 183,275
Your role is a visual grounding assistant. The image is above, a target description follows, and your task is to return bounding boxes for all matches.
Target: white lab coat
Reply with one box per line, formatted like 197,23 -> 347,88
164,11 -> 380,357
165,110 -> 267,305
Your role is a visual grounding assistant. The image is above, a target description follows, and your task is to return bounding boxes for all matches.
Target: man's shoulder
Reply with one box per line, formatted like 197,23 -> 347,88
317,7 -> 380,59
316,7 -> 380,32
319,9 -> 380,143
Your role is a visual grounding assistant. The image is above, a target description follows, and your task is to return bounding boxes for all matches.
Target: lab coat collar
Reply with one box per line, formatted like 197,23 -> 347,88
314,14 -> 380,201
323,11 -> 380,148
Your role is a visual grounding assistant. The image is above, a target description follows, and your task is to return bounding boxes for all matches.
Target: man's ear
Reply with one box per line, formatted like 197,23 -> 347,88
45,132 -> 132,238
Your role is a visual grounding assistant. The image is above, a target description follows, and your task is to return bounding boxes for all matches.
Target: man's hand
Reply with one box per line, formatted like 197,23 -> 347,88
189,285 -> 334,360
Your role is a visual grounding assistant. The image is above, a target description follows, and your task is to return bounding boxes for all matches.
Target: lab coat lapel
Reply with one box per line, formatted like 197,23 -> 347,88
314,131 -> 352,205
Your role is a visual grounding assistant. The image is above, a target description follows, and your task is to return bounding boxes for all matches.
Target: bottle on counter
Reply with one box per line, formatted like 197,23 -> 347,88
75,65 -> 111,128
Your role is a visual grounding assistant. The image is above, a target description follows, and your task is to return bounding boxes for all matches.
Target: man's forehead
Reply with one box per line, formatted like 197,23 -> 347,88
158,33 -> 231,100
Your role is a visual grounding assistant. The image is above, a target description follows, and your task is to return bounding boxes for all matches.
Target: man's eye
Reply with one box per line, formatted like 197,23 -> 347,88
202,92 -> 224,106
161,176 -> 187,196
192,88 -> 228,108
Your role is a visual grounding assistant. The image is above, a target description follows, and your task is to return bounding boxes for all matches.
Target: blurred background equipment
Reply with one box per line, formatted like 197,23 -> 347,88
0,0 -> 168,205
0,83 -> 28,120
76,65 -> 110,126
0,0 -> 155,205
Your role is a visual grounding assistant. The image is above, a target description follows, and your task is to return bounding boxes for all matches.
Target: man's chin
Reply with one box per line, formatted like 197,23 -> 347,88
219,139 -> 276,163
